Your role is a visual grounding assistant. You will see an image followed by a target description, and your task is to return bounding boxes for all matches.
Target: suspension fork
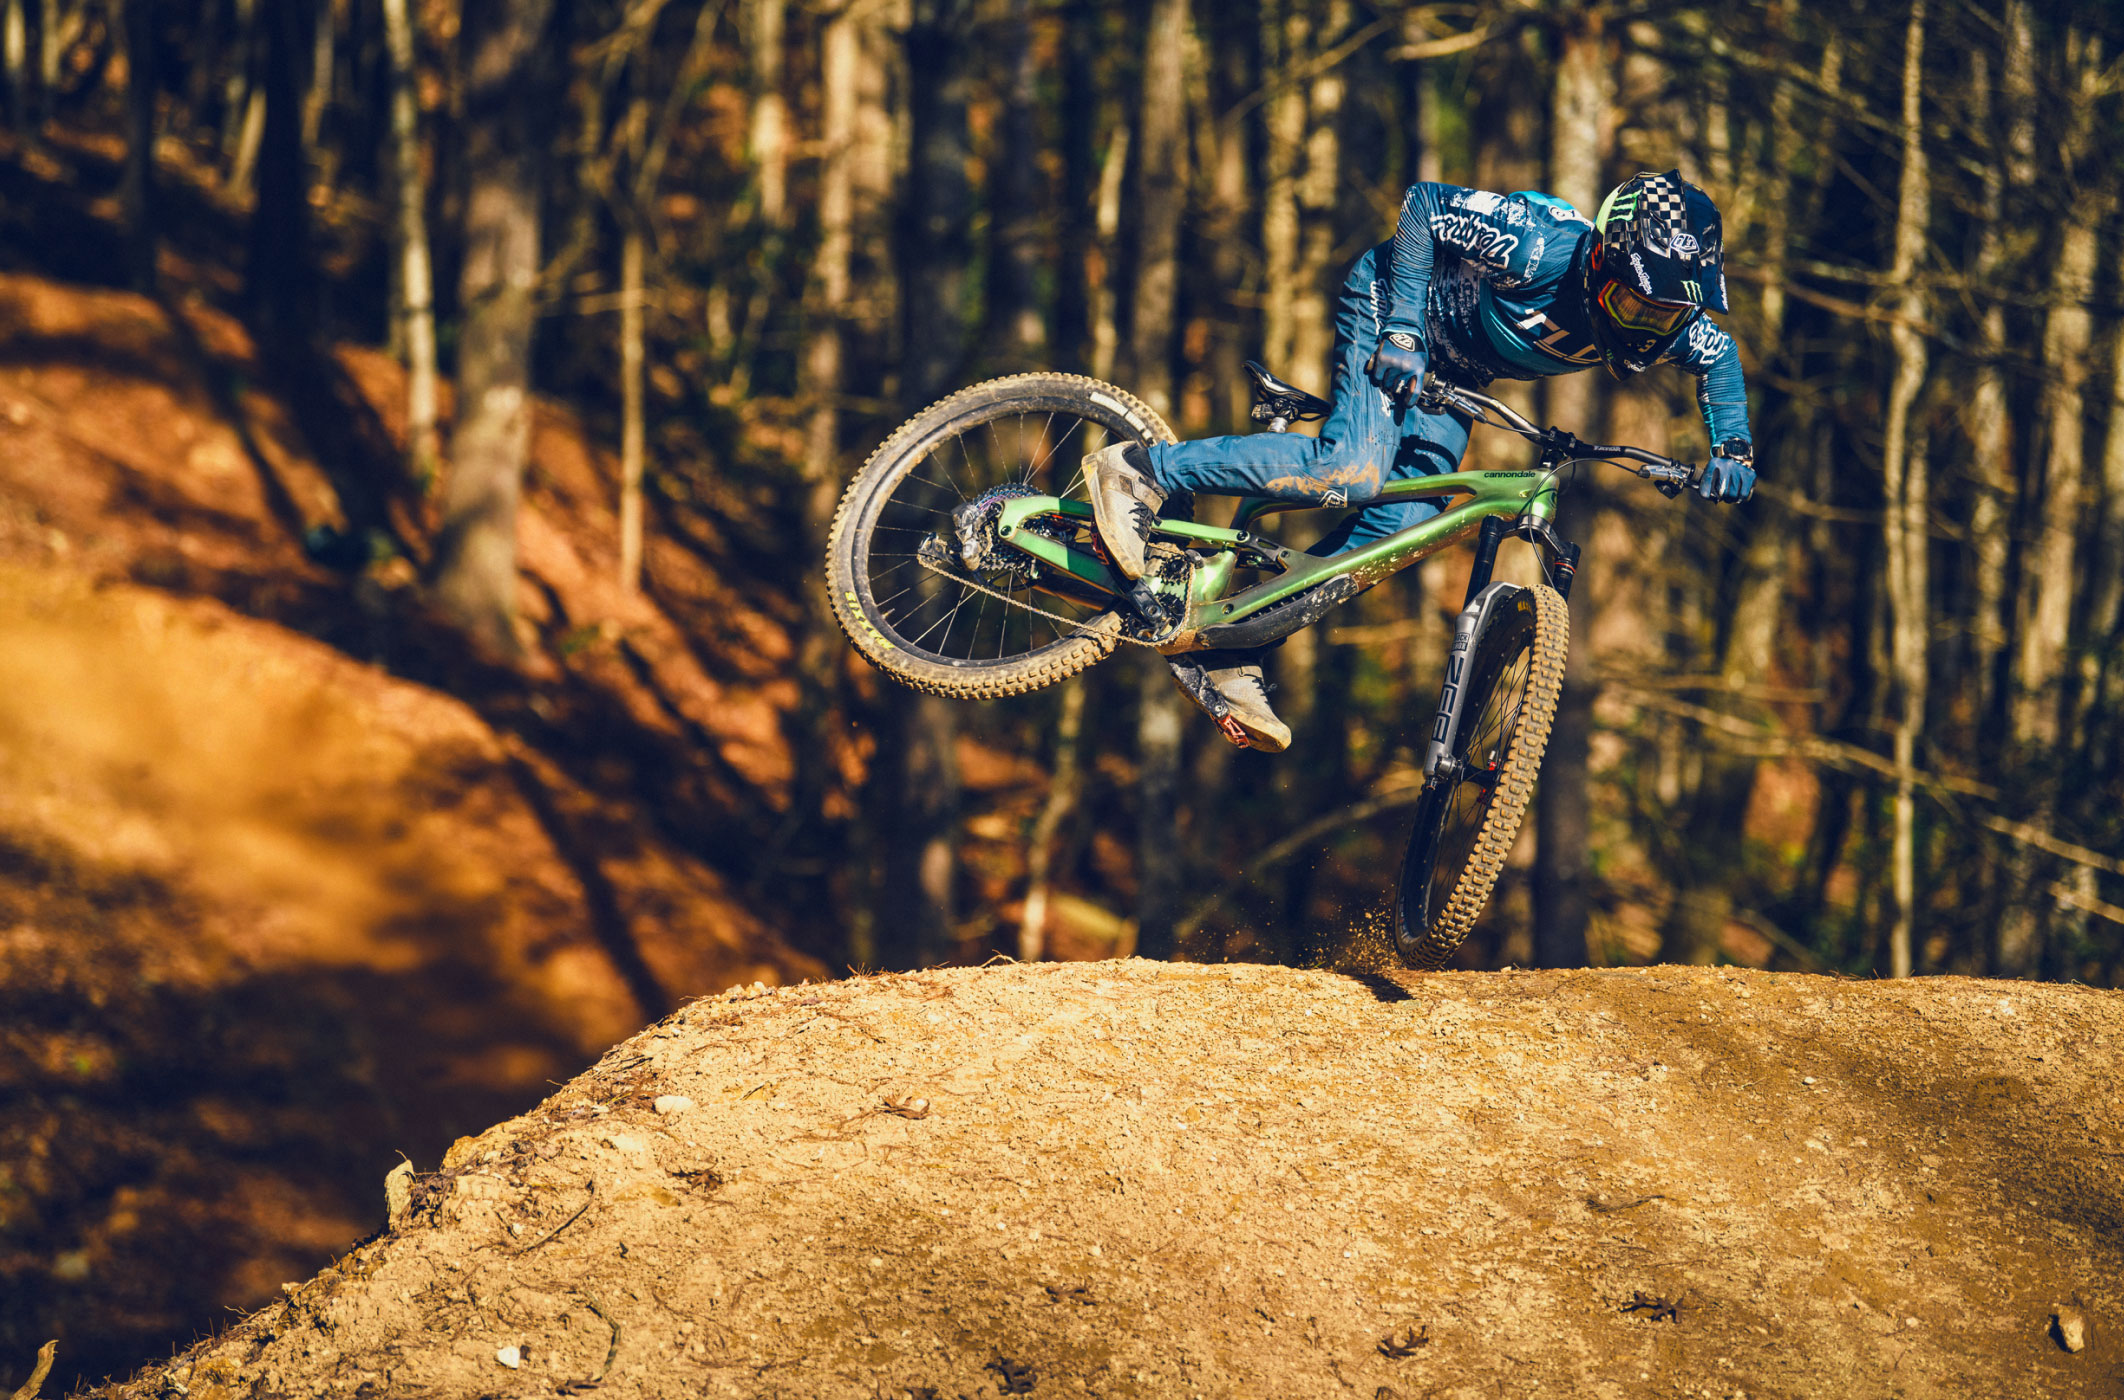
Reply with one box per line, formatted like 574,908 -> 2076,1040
1458,514 -> 1582,606
1425,522 -> 1579,785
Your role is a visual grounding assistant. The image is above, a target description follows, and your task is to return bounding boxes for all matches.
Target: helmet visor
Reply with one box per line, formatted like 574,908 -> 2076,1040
1597,279 -> 1696,336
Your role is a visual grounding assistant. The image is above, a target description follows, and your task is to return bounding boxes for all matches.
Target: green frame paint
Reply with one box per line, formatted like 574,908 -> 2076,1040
990,468 -> 1561,646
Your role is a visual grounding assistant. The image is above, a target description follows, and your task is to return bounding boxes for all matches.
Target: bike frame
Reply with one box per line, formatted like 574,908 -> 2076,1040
988,462 -> 1570,653
974,378 -> 1698,653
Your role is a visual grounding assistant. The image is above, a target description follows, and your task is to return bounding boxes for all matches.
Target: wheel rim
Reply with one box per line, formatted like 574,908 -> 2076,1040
859,406 -> 1123,667
1422,646 -> 1532,932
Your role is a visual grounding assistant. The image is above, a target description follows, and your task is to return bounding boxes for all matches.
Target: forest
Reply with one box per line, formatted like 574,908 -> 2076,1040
6,0 -> 2124,990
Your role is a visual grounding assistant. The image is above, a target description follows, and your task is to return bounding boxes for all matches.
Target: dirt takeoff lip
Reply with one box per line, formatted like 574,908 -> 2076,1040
94,960 -> 2124,1400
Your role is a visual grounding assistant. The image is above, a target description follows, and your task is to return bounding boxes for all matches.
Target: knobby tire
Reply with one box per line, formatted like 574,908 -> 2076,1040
826,373 -> 1175,700
1394,583 -> 1569,969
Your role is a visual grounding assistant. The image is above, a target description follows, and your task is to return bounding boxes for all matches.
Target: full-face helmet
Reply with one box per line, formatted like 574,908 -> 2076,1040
1585,170 -> 1727,377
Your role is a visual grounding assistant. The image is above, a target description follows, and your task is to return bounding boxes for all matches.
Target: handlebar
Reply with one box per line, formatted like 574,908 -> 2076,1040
1416,377 -> 1703,498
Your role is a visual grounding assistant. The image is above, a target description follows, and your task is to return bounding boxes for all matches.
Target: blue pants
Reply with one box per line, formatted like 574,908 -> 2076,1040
1144,242 -> 1471,557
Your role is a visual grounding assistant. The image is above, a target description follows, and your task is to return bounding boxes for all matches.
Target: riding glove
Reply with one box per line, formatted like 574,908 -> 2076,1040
1367,332 -> 1427,400
1698,438 -> 1756,504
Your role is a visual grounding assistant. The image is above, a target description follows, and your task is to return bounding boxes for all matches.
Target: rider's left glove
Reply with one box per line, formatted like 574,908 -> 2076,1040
1367,333 -> 1427,401
1698,438 -> 1756,504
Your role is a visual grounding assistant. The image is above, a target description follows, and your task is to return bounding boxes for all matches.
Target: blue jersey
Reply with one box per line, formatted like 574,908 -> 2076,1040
1380,182 -> 1752,449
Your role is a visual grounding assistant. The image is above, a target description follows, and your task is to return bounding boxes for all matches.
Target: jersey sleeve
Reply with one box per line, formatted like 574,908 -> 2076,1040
1382,184 -> 1554,343
1668,316 -> 1754,451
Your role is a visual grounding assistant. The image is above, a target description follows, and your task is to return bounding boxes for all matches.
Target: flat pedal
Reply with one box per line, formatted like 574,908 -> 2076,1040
1123,547 -> 1193,645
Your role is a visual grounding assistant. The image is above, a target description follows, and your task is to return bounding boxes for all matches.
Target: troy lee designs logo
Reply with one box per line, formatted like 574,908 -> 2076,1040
1430,213 -> 1518,271
1685,317 -> 1729,361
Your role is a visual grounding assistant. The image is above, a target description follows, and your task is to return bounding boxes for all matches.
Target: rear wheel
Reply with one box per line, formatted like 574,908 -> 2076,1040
825,373 -> 1175,700
1393,584 -> 1568,969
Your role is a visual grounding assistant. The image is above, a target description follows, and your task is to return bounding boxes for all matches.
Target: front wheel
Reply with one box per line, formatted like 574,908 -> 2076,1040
1394,583 -> 1568,969
826,372 -> 1176,700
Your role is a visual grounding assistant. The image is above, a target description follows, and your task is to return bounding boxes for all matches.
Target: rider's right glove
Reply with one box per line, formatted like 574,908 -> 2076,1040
1697,438 -> 1756,504
1366,332 -> 1427,401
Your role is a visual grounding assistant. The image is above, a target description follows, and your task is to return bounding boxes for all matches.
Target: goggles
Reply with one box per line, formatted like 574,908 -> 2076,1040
1596,278 -> 1697,336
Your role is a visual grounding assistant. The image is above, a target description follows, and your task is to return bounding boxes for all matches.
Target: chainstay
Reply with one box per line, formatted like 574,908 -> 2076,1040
915,553 -> 1163,648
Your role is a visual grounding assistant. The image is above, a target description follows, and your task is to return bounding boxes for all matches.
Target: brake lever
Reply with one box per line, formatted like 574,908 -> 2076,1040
1638,462 -> 1699,499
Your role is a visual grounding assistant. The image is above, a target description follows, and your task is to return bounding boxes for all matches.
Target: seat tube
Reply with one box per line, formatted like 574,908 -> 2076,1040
1461,515 -> 1509,610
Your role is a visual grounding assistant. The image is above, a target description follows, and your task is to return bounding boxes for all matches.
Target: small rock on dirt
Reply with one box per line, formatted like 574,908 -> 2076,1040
653,1095 -> 696,1115
495,1345 -> 522,1369
2053,1304 -> 2088,1352
383,1161 -> 414,1229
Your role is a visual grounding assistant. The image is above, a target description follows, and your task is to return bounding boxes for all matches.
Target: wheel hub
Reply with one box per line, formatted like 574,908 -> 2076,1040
946,483 -> 1054,580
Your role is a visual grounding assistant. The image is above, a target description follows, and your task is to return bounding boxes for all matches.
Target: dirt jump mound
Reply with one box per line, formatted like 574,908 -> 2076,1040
86,961 -> 2122,1399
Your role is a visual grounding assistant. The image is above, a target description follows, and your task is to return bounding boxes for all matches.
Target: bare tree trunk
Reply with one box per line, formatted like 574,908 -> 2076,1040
903,0 -> 972,403
1055,0 -> 1097,371
1136,653 -> 1184,960
1965,5 -> 2032,727
432,0 -> 555,659
1533,5 -> 1607,969
382,0 -> 439,488
119,0 -> 156,291
746,0 -> 787,227
1259,0 -> 1301,376
1131,0 -> 1190,960
1089,123 -> 1129,381
804,10 -> 854,546
618,222 -> 646,593
985,0 -> 1043,369
1288,0 -> 1344,384
38,0 -> 68,112
246,0 -> 318,338
1881,0 -> 1930,979
2013,195 -> 2098,746
302,0 -> 332,154
1020,676 -> 1087,962
222,0 -> 256,159
1130,0 -> 1187,416
880,0 -> 975,968
2000,29 -> 2101,976
1413,57 -> 1441,185
229,87 -> 267,197
2090,317 -> 2124,702
1204,1 -> 1252,432
5,0 -> 26,132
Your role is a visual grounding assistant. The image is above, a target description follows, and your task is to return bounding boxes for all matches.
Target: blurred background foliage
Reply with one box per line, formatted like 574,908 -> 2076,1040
4,0 -> 2121,982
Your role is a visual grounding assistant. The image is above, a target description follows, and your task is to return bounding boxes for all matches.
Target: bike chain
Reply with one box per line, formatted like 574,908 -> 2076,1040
915,553 -> 1171,649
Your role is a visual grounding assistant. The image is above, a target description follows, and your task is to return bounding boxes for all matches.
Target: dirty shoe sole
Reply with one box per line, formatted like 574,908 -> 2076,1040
1084,442 -> 1164,580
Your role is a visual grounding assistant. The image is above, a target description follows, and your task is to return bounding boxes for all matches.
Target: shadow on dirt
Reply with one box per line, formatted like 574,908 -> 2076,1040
0,823 -> 605,1393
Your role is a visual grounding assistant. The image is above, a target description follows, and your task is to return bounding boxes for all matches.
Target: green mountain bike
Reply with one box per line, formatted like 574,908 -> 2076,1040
825,368 -> 1703,969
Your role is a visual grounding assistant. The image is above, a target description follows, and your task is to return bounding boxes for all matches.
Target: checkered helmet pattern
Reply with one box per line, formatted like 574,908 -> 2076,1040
1593,169 -> 1727,313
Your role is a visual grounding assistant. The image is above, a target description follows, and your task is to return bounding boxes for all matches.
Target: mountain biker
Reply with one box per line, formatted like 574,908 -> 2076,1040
1084,170 -> 1755,752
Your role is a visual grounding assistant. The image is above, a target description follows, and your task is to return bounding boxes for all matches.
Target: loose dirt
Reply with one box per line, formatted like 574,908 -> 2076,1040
85,960 -> 2124,1399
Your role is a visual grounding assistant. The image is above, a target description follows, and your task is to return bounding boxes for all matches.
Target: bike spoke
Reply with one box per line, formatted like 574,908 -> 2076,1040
909,592 -> 969,649
1022,411 -> 1057,485
1044,414 -> 1090,485
858,400 -> 1126,666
